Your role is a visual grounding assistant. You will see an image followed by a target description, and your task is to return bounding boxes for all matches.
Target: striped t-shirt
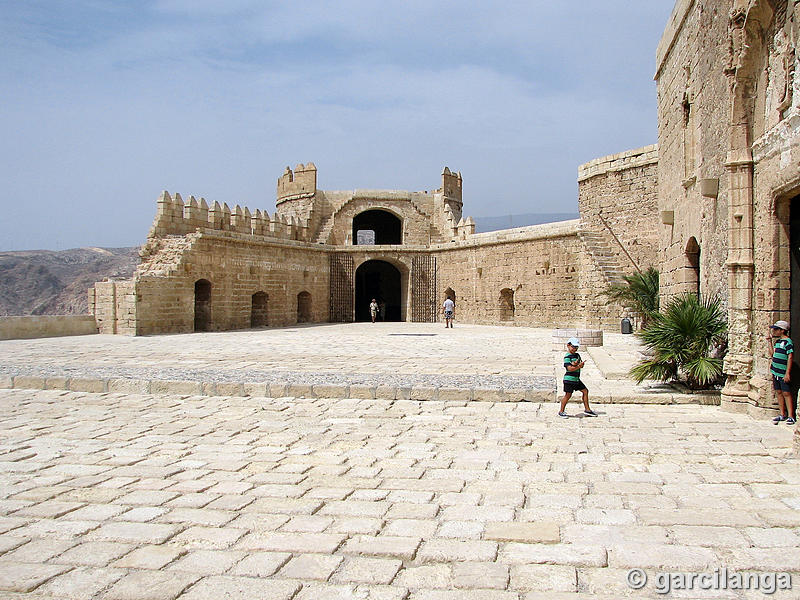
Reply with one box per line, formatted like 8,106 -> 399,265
771,337 -> 794,378
564,352 -> 582,382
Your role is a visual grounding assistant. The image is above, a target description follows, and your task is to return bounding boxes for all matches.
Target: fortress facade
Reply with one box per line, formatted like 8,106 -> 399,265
91,0 -> 800,427
91,152 -> 658,337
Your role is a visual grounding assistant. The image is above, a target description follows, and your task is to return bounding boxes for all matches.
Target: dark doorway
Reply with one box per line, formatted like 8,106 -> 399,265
297,291 -> 312,323
353,210 -> 402,245
194,279 -> 211,331
790,196 -> 800,399
251,292 -> 268,327
355,260 -> 402,321
499,288 -> 515,321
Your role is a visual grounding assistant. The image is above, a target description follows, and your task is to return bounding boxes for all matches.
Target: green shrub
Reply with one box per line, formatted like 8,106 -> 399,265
603,267 -> 660,327
630,293 -> 727,390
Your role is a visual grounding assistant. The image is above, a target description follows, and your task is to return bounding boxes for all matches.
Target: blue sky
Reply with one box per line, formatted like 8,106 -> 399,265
1,1 -> 675,251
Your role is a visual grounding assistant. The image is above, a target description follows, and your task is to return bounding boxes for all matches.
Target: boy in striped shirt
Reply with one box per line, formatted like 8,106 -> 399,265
559,337 -> 597,418
768,320 -> 795,424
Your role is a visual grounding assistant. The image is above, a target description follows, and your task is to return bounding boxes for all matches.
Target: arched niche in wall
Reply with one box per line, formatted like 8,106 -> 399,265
685,236 -> 700,297
251,291 -> 268,328
353,209 -> 402,245
297,291 -> 312,323
499,288 -> 515,321
194,279 -> 212,332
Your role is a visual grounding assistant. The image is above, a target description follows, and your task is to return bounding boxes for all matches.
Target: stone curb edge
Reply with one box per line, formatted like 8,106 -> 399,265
0,374 -> 719,405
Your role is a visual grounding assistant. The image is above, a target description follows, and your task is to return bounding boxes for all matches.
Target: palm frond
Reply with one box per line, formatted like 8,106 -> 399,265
631,293 -> 727,389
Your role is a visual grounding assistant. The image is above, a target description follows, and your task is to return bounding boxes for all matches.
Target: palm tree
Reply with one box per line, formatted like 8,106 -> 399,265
603,267 -> 660,327
630,293 -> 727,389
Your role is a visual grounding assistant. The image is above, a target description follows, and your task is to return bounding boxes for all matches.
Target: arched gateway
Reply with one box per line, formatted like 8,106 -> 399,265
355,260 -> 402,321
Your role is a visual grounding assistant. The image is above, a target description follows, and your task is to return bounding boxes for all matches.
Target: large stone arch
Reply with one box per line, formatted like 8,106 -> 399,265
353,209 -> 403,245
354,259 -> 404,321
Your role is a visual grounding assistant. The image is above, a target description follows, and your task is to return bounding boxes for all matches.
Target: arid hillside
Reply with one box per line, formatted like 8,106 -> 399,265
0,247 -> 139,316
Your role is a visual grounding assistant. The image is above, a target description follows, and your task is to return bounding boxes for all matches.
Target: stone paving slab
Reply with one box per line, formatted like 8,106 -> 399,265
0,389 -> 798,598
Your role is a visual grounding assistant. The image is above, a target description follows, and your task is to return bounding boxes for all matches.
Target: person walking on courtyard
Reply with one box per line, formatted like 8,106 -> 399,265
443,296 -> 455,328
369,298 -> 378,323
768,320 -> 795,424
559,337 -> 597,418
379,300 -> 386,322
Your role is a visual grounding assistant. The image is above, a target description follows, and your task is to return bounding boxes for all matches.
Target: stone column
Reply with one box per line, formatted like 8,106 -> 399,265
721,150 -> 756,408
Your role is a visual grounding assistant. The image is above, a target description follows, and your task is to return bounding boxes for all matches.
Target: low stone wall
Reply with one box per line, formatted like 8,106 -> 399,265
0,315 -> 97,340
551,328 -> 603,351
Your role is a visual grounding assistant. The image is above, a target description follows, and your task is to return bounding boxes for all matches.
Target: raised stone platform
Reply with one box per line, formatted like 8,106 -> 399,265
0,323 -> 724,406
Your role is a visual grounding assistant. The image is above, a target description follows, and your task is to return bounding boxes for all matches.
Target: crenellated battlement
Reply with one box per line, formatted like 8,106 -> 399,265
147,191 -> 311,242
277,163 -> 317,203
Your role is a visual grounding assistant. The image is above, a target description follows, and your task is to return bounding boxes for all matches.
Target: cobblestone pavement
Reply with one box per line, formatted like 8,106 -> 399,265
0,388 -> 798,599
0,323 -> 555,391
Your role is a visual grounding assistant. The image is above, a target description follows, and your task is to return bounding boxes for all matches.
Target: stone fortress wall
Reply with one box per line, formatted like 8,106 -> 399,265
577,145 -> 661,329
92,150 -> 659,335
655,0 -> 800,423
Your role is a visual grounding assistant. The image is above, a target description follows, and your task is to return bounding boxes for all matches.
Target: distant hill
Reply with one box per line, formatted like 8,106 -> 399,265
0,247 -> 140,316
473,213 -> 578,233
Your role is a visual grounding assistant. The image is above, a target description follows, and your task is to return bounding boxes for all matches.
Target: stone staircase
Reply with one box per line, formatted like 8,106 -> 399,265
578,228 -> 627,287
136,234 -> 200,278
314,214 -> 335,244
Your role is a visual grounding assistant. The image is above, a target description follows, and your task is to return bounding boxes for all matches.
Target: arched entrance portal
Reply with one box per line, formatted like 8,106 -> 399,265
355,260 -> 402,321
353,210 -> 402,245
194,279 -> 211,331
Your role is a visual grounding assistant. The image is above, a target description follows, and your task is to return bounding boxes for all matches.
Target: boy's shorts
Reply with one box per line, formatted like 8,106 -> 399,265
563,380 -> 587,393
445,310 -> 454,319
773,375 -> 791,392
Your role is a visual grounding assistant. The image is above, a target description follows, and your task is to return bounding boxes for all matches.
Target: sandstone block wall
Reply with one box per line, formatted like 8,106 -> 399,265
578,144 -> 660,272
0,315 -> 97,340
92,280 -> 137,335
655,0 -> 730,303
434,221 -> 586,328
111,232 -> 329,336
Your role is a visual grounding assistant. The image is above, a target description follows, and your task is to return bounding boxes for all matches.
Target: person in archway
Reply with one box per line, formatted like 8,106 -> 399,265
379,300 -> 386,322
442,295 -> 455,328
369,298 -> 378,323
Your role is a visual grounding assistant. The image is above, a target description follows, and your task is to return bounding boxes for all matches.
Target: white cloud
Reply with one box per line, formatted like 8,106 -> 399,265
0,0 -> 673,250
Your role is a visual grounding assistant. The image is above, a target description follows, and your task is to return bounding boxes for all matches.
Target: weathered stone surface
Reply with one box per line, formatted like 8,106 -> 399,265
331,557 -> 403,585
0,562 -> 70,592
341,535 -> 421,560
484,522 -> 560,544
499,543 -> 607,567
95,570 -> 199,600
173,575 -> 301,600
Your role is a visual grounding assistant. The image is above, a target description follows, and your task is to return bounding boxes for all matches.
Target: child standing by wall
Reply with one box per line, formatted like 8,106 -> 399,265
559,337 -> 597,418
767,320 -> 795,425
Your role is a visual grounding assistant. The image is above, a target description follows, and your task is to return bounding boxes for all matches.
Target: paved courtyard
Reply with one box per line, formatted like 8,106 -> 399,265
0,324 -> 798,599
0,323 -> 556,391
0,386 -> 798,599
